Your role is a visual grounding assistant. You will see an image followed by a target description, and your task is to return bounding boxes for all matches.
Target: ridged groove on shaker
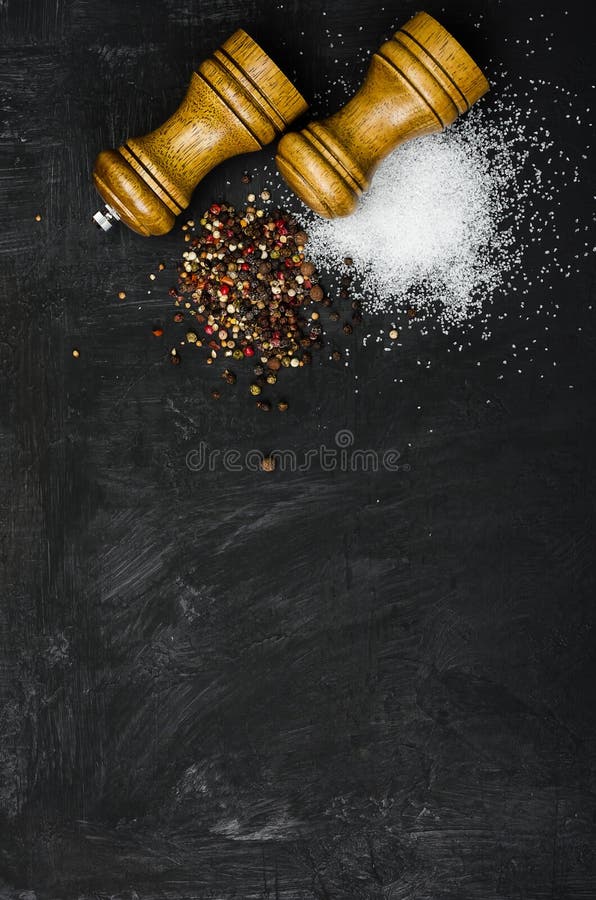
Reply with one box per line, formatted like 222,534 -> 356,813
120,144 -> 184,213
194,68 -> 263,148
375,48 -> 446,128
304,126 -> 366,195
216,45 -> 286,132
398,27 -> 471,111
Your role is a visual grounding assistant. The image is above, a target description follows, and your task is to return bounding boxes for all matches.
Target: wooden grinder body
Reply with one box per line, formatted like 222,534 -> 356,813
93,30 -> 307,236
276,12 -> 490,218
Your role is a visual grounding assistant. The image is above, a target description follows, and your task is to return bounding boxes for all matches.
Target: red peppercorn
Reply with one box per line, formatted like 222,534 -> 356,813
210,203 -> 221,215
220,283 -> 230,295
205,325 -> 214,335
241,263 -> 250,271
244,346 -> 255,357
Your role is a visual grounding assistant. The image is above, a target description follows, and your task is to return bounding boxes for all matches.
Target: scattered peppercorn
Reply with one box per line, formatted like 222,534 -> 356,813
389,329 -> 399,340
278,400 -> 289,412
332,350 -> 342,361
167,197 -> 360,409
344,257 -> 353,266
260,455 -> 276,472
256,399 -> 271,411
72,348 -> 80,359
170,349 -> 181,365
118,291 -> 126,300
211,389 -> 221,400
35,214 -> 42,222
152,326 -> 164,337
171,202 -> 331,396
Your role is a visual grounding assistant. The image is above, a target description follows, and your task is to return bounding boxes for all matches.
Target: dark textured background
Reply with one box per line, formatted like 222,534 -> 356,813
1,0 -> 595,897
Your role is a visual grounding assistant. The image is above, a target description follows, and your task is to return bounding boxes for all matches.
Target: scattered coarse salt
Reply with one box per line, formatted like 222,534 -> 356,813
302,77 -> 593,334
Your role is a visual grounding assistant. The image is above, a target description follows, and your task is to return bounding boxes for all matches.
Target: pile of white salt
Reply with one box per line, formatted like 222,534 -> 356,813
303,80 -> 593,332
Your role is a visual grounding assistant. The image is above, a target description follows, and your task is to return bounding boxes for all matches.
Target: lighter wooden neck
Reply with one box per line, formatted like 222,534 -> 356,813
276,12 -> 489,218
93,30 -> 307,236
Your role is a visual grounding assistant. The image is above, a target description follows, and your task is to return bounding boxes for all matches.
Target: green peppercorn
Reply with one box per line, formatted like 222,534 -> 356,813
250,383 -> 262,396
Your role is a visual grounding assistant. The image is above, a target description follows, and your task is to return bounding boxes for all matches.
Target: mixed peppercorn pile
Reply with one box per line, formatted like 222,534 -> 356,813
168,197 -> 340,410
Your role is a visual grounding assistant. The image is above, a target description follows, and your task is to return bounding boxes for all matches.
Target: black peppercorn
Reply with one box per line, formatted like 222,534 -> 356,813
343,323 -> 353,335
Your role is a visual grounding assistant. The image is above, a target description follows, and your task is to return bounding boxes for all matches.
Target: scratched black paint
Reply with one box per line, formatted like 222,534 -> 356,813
1,0 -> 595,897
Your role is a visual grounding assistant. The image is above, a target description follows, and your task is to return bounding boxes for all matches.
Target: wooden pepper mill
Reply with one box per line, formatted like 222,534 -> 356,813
276,11 -> 489,218
93,30 -> 307,236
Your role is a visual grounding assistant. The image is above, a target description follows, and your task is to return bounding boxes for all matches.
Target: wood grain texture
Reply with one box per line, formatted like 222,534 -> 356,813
93,29 -> 308,236
0,1 -> 596,899
276,12 -> 489,217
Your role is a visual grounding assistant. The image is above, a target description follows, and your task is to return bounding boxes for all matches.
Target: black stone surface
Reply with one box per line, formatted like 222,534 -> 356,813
1,1 -> 595,898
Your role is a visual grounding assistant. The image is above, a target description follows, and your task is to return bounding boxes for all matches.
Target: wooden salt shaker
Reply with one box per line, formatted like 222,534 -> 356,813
276,11 -> 489,218
92,30 -> 307,236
